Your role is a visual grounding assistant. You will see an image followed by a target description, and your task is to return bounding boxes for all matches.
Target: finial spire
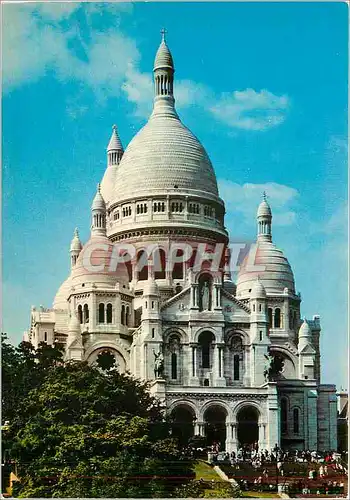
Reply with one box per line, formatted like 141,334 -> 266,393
112,124 -> 117,131
161,28 -> 167,42
263,191 -> 267,201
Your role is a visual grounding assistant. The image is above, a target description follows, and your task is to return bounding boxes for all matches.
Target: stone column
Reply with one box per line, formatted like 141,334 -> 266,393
194,422 -> 200,435
190,344 -> 199,385
267,382 -> 280,450
214,344 -> 226,387
193,284 -> 199,308
307,389 -> 318,450
230,423 -> 238,453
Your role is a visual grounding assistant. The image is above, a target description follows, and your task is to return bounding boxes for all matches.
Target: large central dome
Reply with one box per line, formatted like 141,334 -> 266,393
111,34 -> 219,205
113,111 -> 219,202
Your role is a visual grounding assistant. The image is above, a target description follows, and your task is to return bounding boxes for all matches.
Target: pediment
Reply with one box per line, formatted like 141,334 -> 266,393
161,286 -> 191,315
299,343 -> 316,355
221,289 -> 251,316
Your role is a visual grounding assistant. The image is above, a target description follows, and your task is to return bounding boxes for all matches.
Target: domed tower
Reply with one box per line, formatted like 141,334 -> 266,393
236,194 -> 301,341
70,228 -> 82,269
107,31 -> 228,299
249,278 -> 270,385
298,319 -> 316,380
101,125 -> 124,205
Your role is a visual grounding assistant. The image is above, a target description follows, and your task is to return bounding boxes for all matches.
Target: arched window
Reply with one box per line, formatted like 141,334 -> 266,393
268,308 -> 273,328
234,354 -> 240,380
293,408 -> 300,434
154,248 -> 166,279
83,304 -> 89,323
98,303 -> 105,323
259,304 -> 262,312
172,249 -> 184,280
44,332 -> 47,342
274,308 -> 281,328
259,331 -> 263,341
198,331 -> 214,369
171,353 -> 177,379
281,397 -> 288,434
204,379 -> 210,386
121,305 -> 125,325
106,303 -> 112,324
253,304 -> 256,312
137,250 -> 148,281
125,306 -> 130,326
78,305 -> 83,324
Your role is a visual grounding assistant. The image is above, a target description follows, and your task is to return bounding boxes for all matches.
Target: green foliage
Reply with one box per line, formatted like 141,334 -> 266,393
2,337 -> 195,497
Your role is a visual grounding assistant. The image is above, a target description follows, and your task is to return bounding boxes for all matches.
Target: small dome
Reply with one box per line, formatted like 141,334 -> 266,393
299,319 -> 311,338
92,184 -> 106,211
107,125 -> 123,152
236,241 -> 295,297
70,228 -> 82,252
143,277 -> 159,296
250,278 -> 266,299
71,235 -> 129,289
154,39 -> 174,70
53,276 -> 72,309
257,199 -> 272,218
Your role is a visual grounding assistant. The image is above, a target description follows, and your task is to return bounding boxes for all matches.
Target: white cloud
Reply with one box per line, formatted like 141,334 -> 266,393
218,180 -> 298,226
210,89 -> 289,131
3,5 -> 290,132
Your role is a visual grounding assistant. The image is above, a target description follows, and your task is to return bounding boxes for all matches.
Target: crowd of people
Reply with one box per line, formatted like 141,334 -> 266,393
205,442 -> 348,496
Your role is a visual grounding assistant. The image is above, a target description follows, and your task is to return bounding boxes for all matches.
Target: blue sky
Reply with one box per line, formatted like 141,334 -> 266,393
2,2 -> 348,389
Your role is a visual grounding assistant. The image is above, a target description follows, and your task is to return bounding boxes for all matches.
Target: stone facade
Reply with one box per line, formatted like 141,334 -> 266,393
24,33 -> 337,454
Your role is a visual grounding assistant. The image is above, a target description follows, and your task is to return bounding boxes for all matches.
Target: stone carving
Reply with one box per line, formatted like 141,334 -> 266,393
154,350 -> 164,378
199,280 -> 211,311
264,353 -> 285,381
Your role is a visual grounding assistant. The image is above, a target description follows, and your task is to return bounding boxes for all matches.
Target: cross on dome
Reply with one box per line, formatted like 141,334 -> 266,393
161,28 -> 167,42
263,191 -> 268,201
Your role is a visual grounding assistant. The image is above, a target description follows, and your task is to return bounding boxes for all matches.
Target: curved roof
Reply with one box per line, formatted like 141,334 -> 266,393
71,235 -> 130,289
257,199 -> 272,217
53,275 -> 72,310
236,241 -> 295,297
154,39 -> 174,70
113,110 -> 219,202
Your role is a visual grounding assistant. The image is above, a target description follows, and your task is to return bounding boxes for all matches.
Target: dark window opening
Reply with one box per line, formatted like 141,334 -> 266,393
106,303 -> 112,324
98,303 -> 105,323
171,353 -> 177,379
234,354 -> 240,380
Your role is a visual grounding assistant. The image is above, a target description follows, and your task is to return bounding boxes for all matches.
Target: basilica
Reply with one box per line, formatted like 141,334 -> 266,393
25,33 -> 337,453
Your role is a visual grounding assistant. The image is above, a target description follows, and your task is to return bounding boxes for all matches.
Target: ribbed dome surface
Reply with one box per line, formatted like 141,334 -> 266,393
258,200 -> 272,217
154,41 -> 174,70
236,241 -> 295,297
113,112 -> 219,201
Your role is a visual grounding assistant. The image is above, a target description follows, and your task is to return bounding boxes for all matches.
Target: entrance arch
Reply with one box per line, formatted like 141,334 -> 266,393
170,405 -> 195,446
204,405 -> 227,451
237,406 -> 259,449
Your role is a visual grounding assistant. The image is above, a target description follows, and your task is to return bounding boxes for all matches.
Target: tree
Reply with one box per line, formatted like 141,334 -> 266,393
6,359 -> 194,498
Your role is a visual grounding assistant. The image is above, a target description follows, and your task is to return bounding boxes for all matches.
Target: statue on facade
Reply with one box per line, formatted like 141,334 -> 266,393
264,353 -> 284,381
154,350 -> 164,378
263,353 -> 274,381
200,280 -> 211,311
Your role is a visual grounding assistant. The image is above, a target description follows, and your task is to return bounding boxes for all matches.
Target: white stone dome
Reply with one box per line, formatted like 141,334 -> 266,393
143,277 -> 159,296
53,276 -> 72,310
154,39 -> 174,70
299,319 -> 311,338
113,110 -> 219,202
250,278 -> 267,299
71,235 -> 130,289
236,241 -> 295,298
257,199 -> 272,217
